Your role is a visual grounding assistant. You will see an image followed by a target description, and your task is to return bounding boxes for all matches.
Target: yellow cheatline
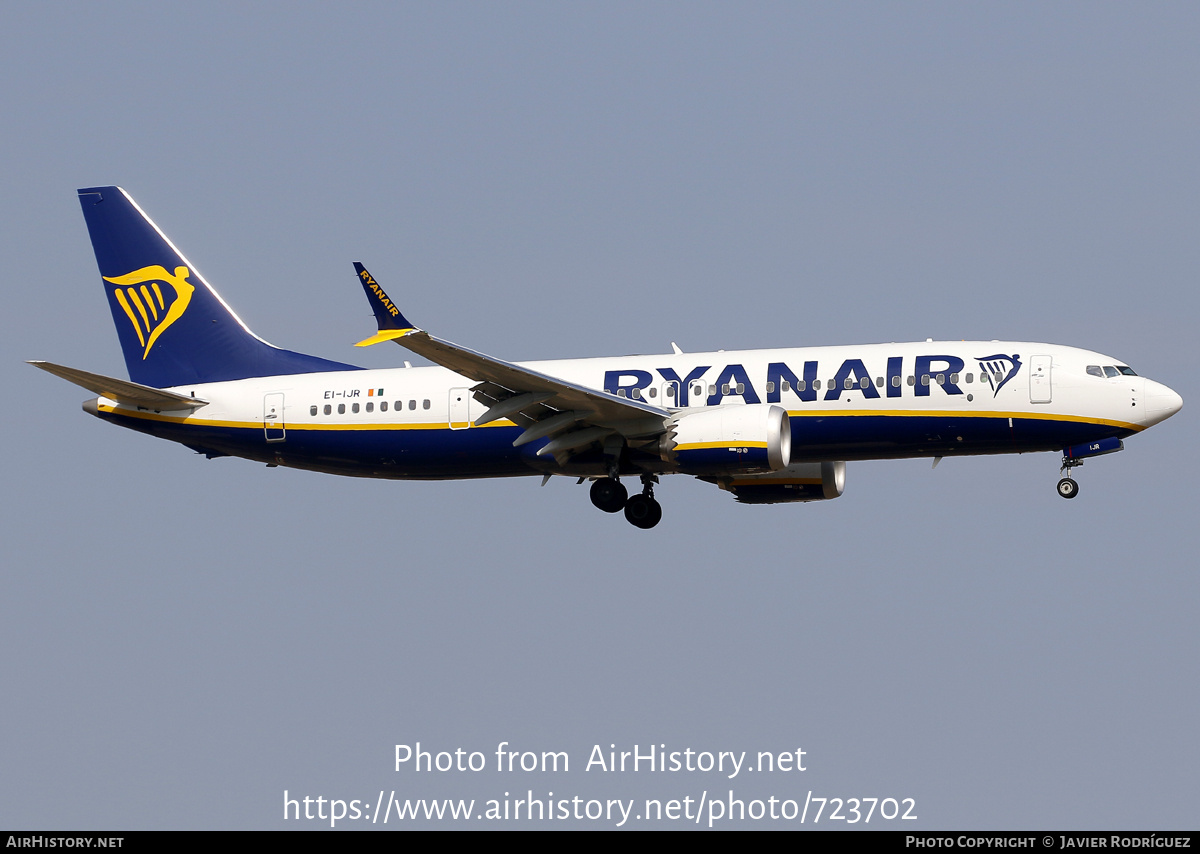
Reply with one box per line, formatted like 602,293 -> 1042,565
97,403 -> 515,431
355,328 -> 415,347
785,408 -> 1142,432
99,401 -> 1138,437
729,478 -> 821,486
676,441 -> 769,451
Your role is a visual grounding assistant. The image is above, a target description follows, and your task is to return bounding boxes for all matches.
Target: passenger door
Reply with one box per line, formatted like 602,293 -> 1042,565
1029,355 -> 1052,404
264,392 -> 286,442
449,388 -> 471,430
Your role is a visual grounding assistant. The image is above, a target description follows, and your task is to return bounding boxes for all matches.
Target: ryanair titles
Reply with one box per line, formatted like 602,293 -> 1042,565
358,268 -> 401,318
603,353 -> 1022,407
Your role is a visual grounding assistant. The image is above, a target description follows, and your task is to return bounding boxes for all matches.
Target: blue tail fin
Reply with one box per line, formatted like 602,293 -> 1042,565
78,186 -> 359,388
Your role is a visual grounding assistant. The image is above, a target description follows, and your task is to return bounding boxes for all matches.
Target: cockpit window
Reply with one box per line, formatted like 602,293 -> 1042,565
1117,366 -> 1138,376
1086,366 -> 1104,378
1103,366 -> 1120,378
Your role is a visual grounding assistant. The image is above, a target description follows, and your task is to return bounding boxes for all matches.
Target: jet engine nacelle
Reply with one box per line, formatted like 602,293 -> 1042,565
661,404 -> 791,476
718,460 -> 847,504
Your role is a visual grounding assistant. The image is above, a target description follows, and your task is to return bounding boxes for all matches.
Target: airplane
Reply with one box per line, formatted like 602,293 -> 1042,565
31,186 -> 1183,529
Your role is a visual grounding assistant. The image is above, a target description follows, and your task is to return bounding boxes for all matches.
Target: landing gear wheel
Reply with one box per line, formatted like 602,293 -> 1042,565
624,494 -> 663,529
590,478 -> 628,513
1057,477 -> 1079,499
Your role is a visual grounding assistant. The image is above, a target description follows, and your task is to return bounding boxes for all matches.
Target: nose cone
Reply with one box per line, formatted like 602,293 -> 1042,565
1144,379 -> 1183,427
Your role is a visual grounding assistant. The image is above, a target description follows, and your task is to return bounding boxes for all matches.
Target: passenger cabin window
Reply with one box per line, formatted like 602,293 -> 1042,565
1087,365 -> 1104,377
632,388 -> 642,399
423,399 -> 430,410
907,376 -> 915,386
721,384 -> 730,395
324,404 -> 332,415
381,401 -> 388,411
921,375 -> 930,386
875,377 -> 884,387
366,402 -> 373,413
780,380 -> 790,392
765,382 -> 775,393
813,380 -> 821,390
338,404 -> 345,414
310,405 -> 318,416
936,374 -> 945,385
949,373 -> 959,384
892,376 -> 901,388
409,400 -> 417,410
352,403 -> 360,413
965,373 -> 973,383
736,383 -> 745,394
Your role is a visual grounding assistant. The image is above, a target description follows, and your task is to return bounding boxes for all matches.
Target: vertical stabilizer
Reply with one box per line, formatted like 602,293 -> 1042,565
77,186 -> 358,387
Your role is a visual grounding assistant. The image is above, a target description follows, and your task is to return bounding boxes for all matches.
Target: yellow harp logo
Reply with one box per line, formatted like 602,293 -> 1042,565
103,265 -> 195,359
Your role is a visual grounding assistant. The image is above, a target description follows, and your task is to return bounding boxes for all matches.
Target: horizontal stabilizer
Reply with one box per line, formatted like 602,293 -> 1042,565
28,361 -> 208,411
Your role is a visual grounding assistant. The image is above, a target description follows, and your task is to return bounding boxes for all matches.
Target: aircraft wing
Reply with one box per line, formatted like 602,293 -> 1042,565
361,328 -> 669,423
351,264 -> 669,454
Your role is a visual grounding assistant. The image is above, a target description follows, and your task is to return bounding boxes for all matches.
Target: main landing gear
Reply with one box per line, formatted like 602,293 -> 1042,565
624,475 -> 663,530
589,477 -> 627,513
1057,455 -> 1082,499
589,474 -> 662,528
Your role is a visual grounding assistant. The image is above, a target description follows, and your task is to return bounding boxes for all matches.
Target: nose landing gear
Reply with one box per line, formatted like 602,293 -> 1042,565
1056,476 -> 1079,499
1057,455 -> 1082,499
1054,437 -> 1125,499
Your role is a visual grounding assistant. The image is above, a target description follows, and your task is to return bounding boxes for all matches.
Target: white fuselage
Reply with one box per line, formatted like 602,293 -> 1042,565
90,340 -> 1181,481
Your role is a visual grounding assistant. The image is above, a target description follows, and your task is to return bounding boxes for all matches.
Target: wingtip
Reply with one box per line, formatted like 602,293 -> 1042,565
353,262 -> 416,331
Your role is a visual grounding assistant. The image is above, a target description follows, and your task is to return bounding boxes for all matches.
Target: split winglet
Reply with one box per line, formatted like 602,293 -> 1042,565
353,262 -> 417,347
